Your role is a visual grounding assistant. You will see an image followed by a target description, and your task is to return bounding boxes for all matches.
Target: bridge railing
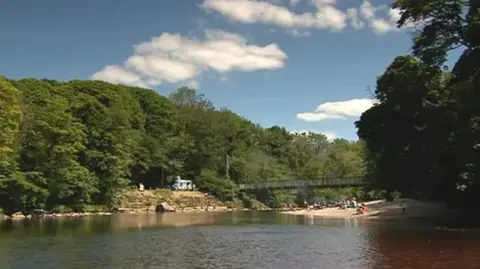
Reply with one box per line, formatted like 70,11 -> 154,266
238,176 -> 365,190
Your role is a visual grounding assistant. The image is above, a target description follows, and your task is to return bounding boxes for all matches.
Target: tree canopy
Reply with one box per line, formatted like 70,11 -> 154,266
357,0 -> 480,206
0,78 -> 365,214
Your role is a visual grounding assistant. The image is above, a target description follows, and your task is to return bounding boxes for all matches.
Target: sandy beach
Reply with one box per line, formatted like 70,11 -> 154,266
280,199 -> 453,220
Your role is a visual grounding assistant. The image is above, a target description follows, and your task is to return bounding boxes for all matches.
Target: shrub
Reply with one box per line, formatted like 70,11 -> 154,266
198,169 -> 237,201
50,205 -> 73,214
71,204 -> 108,213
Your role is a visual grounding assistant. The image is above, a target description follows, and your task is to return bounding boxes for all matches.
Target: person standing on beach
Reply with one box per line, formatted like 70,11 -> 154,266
401,200 -> 406,216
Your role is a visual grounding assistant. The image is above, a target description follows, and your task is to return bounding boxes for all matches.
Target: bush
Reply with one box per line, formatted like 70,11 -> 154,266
314,188 -> 339,201
71,204 -> 108,213
224,199 -> 243,209
198,169 -> 237,201
50,205 -> 73,214
240,193 -> 253,208
384,190 -> 402,201
265,190 -> 294,208
366,189 -> 386,200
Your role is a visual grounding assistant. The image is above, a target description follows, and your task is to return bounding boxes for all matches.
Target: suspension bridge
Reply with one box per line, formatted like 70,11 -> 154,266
238,175 -> 365,191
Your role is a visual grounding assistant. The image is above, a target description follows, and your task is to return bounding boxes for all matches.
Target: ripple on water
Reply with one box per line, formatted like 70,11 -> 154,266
0,212 -> 480,269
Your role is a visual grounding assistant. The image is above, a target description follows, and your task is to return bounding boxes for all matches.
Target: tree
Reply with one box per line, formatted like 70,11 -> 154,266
0,76 -> 368,213
356,55 -> 449,198
357,0 -> 480,205
0,77 -> 22,174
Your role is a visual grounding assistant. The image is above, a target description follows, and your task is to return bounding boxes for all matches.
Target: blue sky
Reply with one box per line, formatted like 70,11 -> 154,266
1,0 -> 422,140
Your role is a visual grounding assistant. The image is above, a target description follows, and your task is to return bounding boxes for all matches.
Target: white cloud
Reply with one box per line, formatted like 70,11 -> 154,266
297,98 -> 376,122
201,0 -> 412,34
91,65 -> 148,88
201,0 -> 347,31
296,112 -> 344,121
358,1 -> 413,34
359,1 -> 375,20
125,55 -> 199,83
92,29 -> 287,87
346,8 -> 364,29
320,131 -> 337,141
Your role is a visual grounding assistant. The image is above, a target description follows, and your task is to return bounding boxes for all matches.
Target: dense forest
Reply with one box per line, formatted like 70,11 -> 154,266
0,77 -> 365,215
3,0 -> 475,216
357,0 -> 480,208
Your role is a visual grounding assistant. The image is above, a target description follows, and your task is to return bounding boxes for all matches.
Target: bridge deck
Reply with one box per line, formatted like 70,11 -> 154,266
238,176 -> 365,190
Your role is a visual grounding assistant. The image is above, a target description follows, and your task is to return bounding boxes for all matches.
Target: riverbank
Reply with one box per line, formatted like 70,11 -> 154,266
3,188 -> 453,221
2,189 -> 256,220
2,199 -> 453,221
280,199 -> 453,220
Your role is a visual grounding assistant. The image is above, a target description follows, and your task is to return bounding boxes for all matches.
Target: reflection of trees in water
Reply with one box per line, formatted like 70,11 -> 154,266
5,214 -> 480,269
114,213 -> 218,229
0,213 -> 221,236
0,218 -> 118,268
367,226 -> 480,269
0,214 -> 220,268
0,217 -> 113,236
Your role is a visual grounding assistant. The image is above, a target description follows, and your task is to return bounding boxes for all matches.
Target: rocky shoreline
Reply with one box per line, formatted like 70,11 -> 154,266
4,211 -> 113,220
2,204 -> 266,220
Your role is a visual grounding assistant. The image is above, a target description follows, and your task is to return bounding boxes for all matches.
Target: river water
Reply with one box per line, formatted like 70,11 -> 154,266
0,212 -> 479,269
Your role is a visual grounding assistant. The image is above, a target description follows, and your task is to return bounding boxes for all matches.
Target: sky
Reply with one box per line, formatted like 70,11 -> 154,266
1,0 -> 422,141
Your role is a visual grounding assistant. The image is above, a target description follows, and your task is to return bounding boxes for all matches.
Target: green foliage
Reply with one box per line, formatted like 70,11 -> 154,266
50,205 -> 73,214
70,204 -> 108,213
0,78 -> 367,213
357,0 -> 480,207
239,193 -> 269,209
313,187 -> 366,201
198,169 -> 237,201
0,172 -> 48,216
265,190 -> 295,208
0,77 -> 23,174
366,189 -> 386,200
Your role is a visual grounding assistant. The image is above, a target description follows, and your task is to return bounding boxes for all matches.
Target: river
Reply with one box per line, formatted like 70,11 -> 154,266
0,212 -> 479,269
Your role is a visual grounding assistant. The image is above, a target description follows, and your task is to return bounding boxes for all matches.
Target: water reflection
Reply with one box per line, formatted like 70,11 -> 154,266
0,212 -> 479,269
368,226 -> 480,269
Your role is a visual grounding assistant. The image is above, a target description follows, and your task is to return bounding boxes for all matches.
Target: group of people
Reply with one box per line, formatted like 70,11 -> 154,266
339,198 -> 367,214
305,201 -> 327,211
291,197 -> 369,214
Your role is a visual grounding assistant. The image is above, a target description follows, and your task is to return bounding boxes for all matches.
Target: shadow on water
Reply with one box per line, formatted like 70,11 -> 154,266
1,212 -> 480,269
